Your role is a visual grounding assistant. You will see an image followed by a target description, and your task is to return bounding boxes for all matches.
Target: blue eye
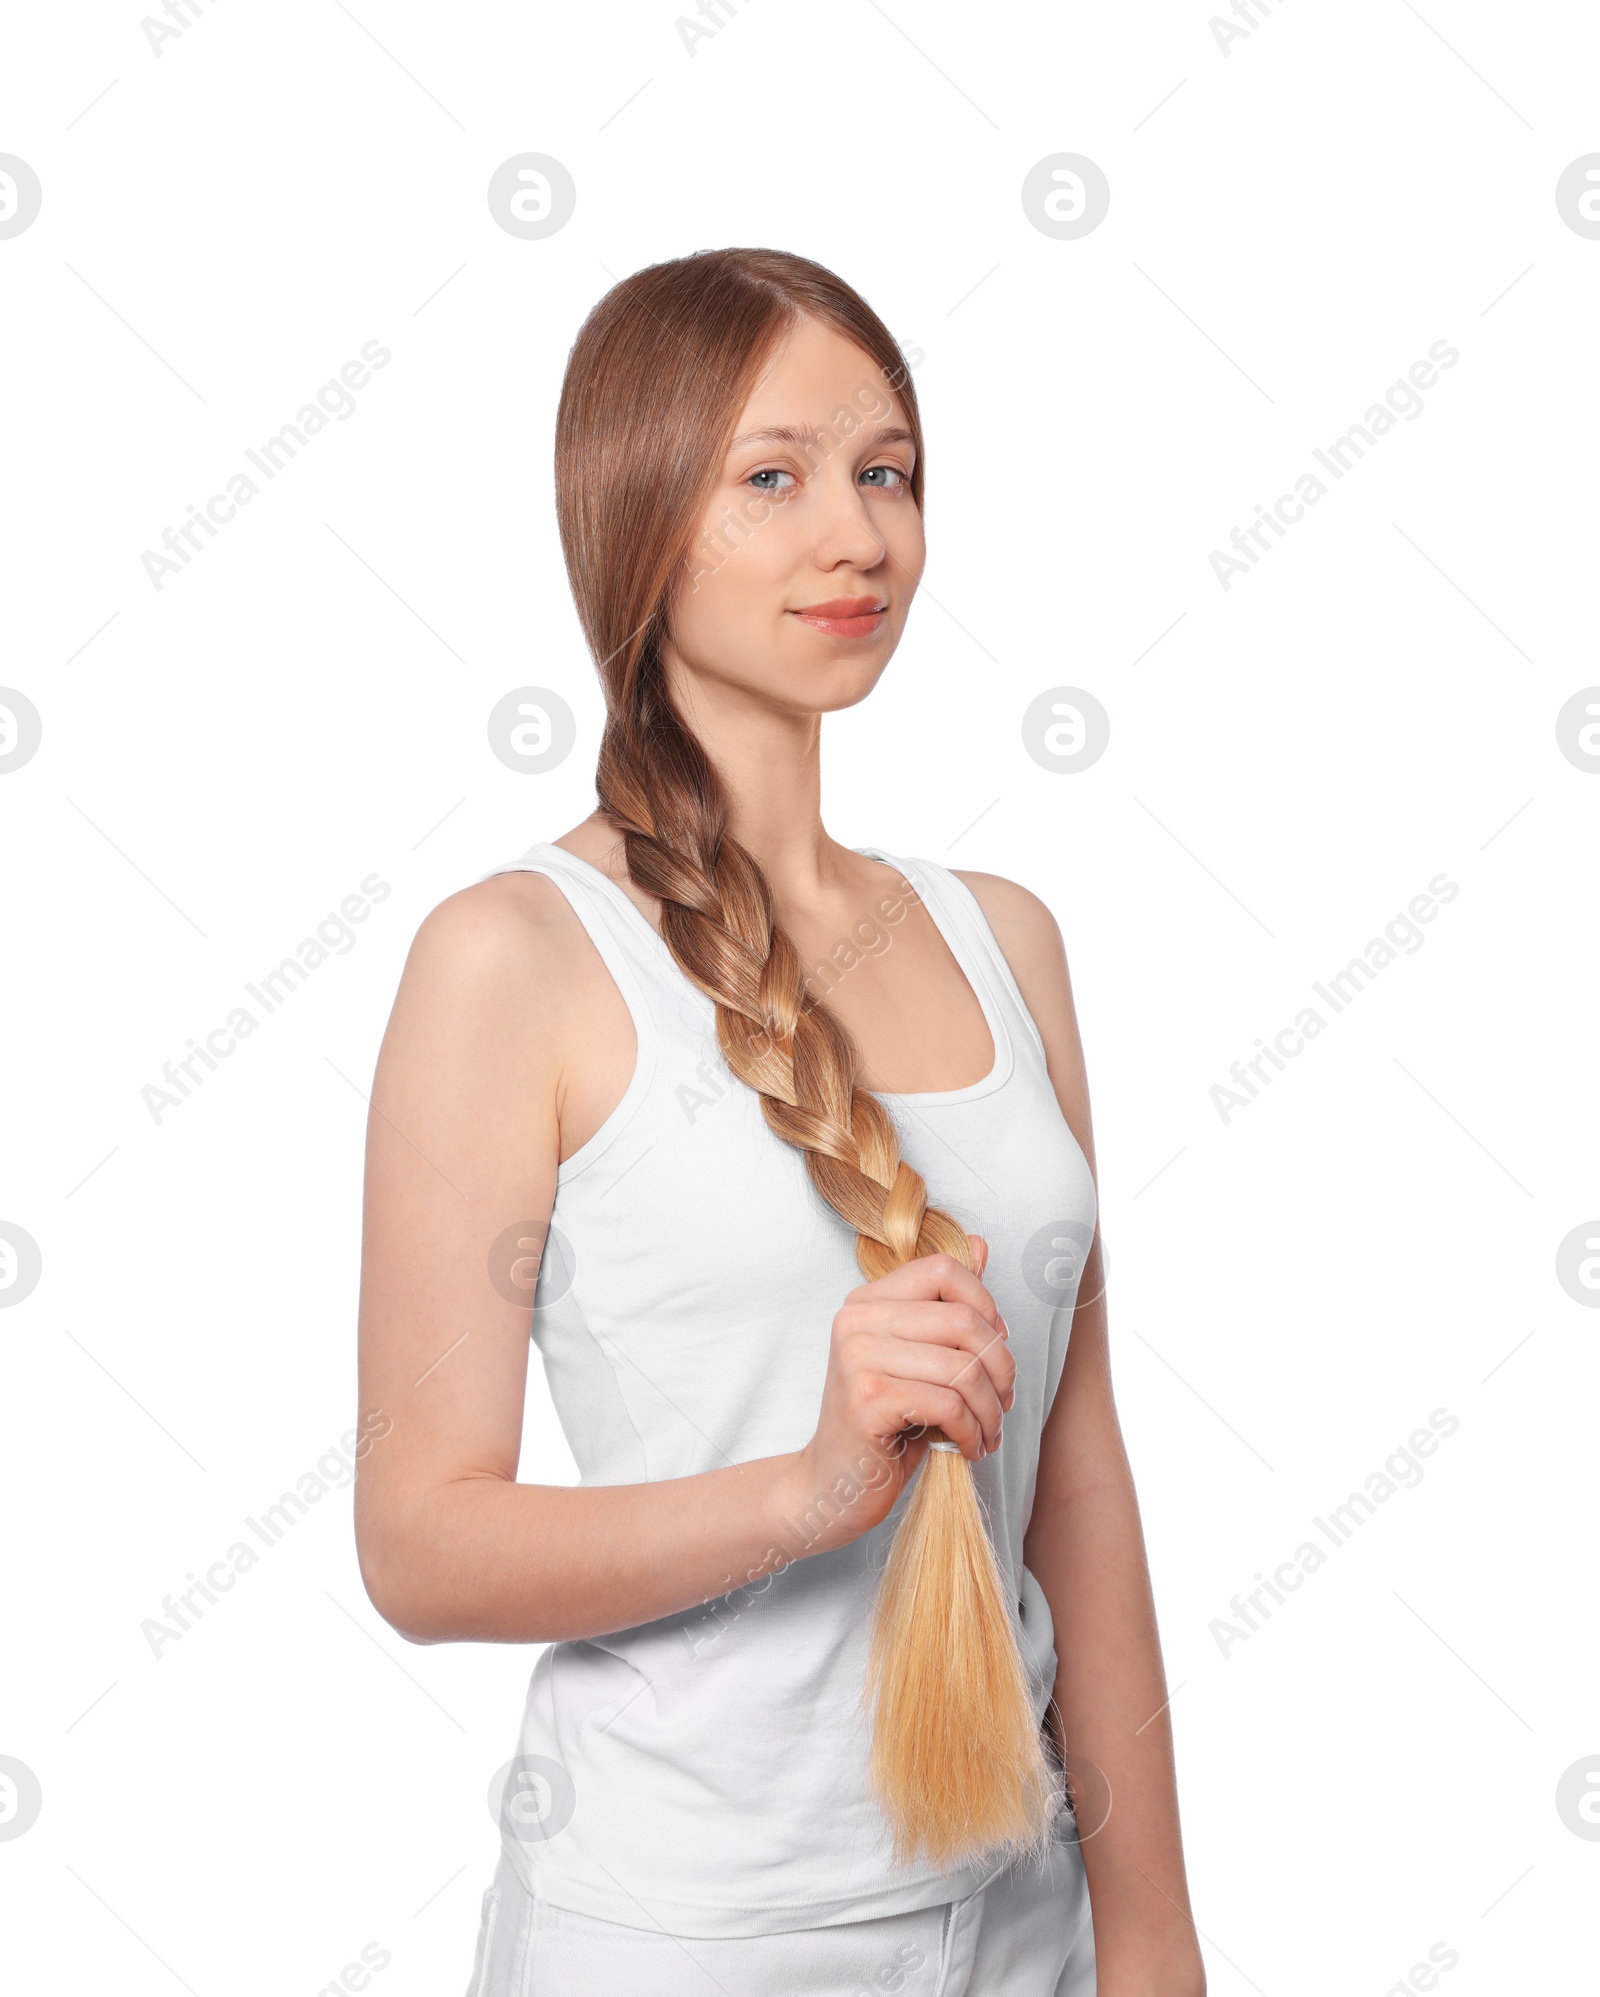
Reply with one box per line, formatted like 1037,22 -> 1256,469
862,465 -> 909,490
747,468 -> 796,492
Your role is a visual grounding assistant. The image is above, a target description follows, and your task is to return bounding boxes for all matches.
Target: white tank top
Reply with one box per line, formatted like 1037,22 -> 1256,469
475,839 -> 1098,1938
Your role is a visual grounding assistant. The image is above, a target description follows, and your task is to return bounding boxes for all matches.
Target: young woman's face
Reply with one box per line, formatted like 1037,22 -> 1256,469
663,314 -> 925,716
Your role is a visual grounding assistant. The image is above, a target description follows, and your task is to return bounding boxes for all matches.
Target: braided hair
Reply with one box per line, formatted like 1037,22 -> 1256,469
553,248 -> 1057,1867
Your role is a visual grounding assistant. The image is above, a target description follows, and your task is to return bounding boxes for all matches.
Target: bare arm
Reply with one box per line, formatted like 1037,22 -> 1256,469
353,875 -> 1014,1646
959,871 -> 1206,1997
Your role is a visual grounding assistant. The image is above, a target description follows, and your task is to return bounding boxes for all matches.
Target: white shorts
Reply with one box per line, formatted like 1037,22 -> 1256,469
465,1830 -> 1096,1996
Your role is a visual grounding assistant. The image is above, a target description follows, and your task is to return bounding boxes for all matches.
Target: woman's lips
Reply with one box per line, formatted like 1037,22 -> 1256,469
788,600 -> 888,639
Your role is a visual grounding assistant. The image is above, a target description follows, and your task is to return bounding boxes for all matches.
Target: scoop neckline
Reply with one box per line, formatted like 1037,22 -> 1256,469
850,846 -> 1012,1106
522,840 -> 1012,1106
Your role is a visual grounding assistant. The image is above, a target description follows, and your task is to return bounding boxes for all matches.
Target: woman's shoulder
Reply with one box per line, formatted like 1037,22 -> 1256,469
411,816 -> 618,969
946,864 -> 1082,1045
410,866 -> 580,993
393,833 -> 621,1047
945,865 -> 1065,958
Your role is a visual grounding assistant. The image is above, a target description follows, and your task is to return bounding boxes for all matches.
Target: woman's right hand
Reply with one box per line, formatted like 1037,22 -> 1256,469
778,1236 -> 1017,1555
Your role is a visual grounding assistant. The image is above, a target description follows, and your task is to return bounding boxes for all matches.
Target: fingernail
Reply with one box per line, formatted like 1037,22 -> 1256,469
999,1316 -> 1010,1340
978,1443 -> 986,1459
994,1424 -> 1004,1447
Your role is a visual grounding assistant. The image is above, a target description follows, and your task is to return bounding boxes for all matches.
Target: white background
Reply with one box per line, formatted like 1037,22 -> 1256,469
2,2 -> 1597,1991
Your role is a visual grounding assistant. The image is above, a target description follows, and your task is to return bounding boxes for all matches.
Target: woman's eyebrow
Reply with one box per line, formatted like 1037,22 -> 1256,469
727,423 -> 916,452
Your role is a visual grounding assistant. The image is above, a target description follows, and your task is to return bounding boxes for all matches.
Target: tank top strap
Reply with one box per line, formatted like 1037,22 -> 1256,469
855,845 -> 1050,1074
475,840 -> 693,1050
480,839 -> 1048,1083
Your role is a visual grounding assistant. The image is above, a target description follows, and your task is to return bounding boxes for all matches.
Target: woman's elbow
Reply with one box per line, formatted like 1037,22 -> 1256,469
353,1500 -> 456,1645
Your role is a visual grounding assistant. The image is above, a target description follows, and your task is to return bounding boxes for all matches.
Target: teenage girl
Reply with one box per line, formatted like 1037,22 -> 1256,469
354,248 -> 1204,1997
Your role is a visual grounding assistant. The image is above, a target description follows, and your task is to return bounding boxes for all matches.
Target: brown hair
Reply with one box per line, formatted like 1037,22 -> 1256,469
554,248 -> 1055,1866
554,245 -> 958,1276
